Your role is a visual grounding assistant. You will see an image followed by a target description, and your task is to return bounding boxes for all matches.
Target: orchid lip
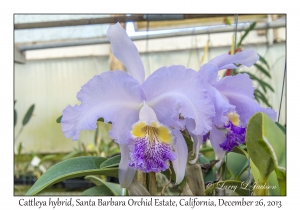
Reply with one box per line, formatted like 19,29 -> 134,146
219,121 -> 246,152
128,120 -> 176,173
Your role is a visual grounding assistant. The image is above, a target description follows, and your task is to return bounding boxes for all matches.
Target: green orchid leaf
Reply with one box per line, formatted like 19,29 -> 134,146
22,104 -> 35,126
248,112 -> 286,175
100,155 -> 121,168
25,156 -> 119,195
56,115 -> 62,123
198,154 -> 215,183
39,154 -> 58,164
62,150 -> 81,160
226,152 -> 248,180
246,72 -> 274,92
85,175 -> 122,195
81,185 -> 114,196
231,145 -> 248,156
17,142 -> 23,155
275,122 -> 286,135
178,176 -> 188,193
254,89 -> 272,107
254,63 -> 271,78
246,113 -> 274,179
258,54 -> 270,69
14,109 -> 17,127
205,180 -> 251,196
266,171 -> 280,196
240,72 -> 274,93
246,112 -> 286,195
237,22 -> 256,47
230,146 -> 279,195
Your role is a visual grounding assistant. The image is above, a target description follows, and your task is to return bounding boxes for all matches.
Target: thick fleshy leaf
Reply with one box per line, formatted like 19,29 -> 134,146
61,70 -> 144,143
143,65 -> 215,136
107,23 -> 145,84
246,112 -> 286,177
226,152 -> 248,180
275,122 -> 286,135
209,126 -> 226,160
100,155 -> 121,168
214,73 -> 276,125
84,175 -> 122,195
171,130 -> 188,184
25,156 -> 118,195
118,144 -> 136,188
81,185 -> 114,196
198,154 -> 215,183
231,146 -> 280,195
246,112 -> 286,195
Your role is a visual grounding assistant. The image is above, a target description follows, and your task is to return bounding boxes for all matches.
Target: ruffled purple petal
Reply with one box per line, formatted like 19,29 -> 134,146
203,132 -> 210,143
61,70 -> 144,143
214,73 -> 276,125
119,144 -> 136,188
128,137 -> 176,173
220,121 -> 246,152
107,23 -> 145,84
142,65 -> 215,136
172,130 -> 188,184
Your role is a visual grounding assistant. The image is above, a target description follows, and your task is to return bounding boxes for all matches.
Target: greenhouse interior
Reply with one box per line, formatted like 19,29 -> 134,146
14,14 -> 286,197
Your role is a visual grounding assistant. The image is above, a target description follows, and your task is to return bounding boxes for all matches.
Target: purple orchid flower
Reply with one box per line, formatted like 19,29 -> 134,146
190,49 -> 277,163
61,23 -> 215,188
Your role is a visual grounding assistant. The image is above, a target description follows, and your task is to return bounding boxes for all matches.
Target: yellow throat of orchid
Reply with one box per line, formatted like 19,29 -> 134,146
131,121 -> 173,144
228,112 -> 240,126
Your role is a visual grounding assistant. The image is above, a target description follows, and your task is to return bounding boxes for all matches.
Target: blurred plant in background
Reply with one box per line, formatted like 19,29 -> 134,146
14,101 -> 35,177
223,21 -> 274,108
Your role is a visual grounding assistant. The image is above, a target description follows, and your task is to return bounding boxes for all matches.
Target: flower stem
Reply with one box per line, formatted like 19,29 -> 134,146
137,170 -> 147,188
149,172 -> 157,195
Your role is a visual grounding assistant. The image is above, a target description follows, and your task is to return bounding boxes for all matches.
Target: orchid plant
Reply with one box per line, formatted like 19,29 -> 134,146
61,23 -> 214,188
25,22 -> 285,196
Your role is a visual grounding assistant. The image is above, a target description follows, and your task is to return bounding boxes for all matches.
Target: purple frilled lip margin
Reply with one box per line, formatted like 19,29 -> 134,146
61,23 -> 276,188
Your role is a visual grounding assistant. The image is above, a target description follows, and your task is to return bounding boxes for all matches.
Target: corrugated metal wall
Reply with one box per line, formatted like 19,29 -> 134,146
14,42 -> 286,153
14,57 -> 111,153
